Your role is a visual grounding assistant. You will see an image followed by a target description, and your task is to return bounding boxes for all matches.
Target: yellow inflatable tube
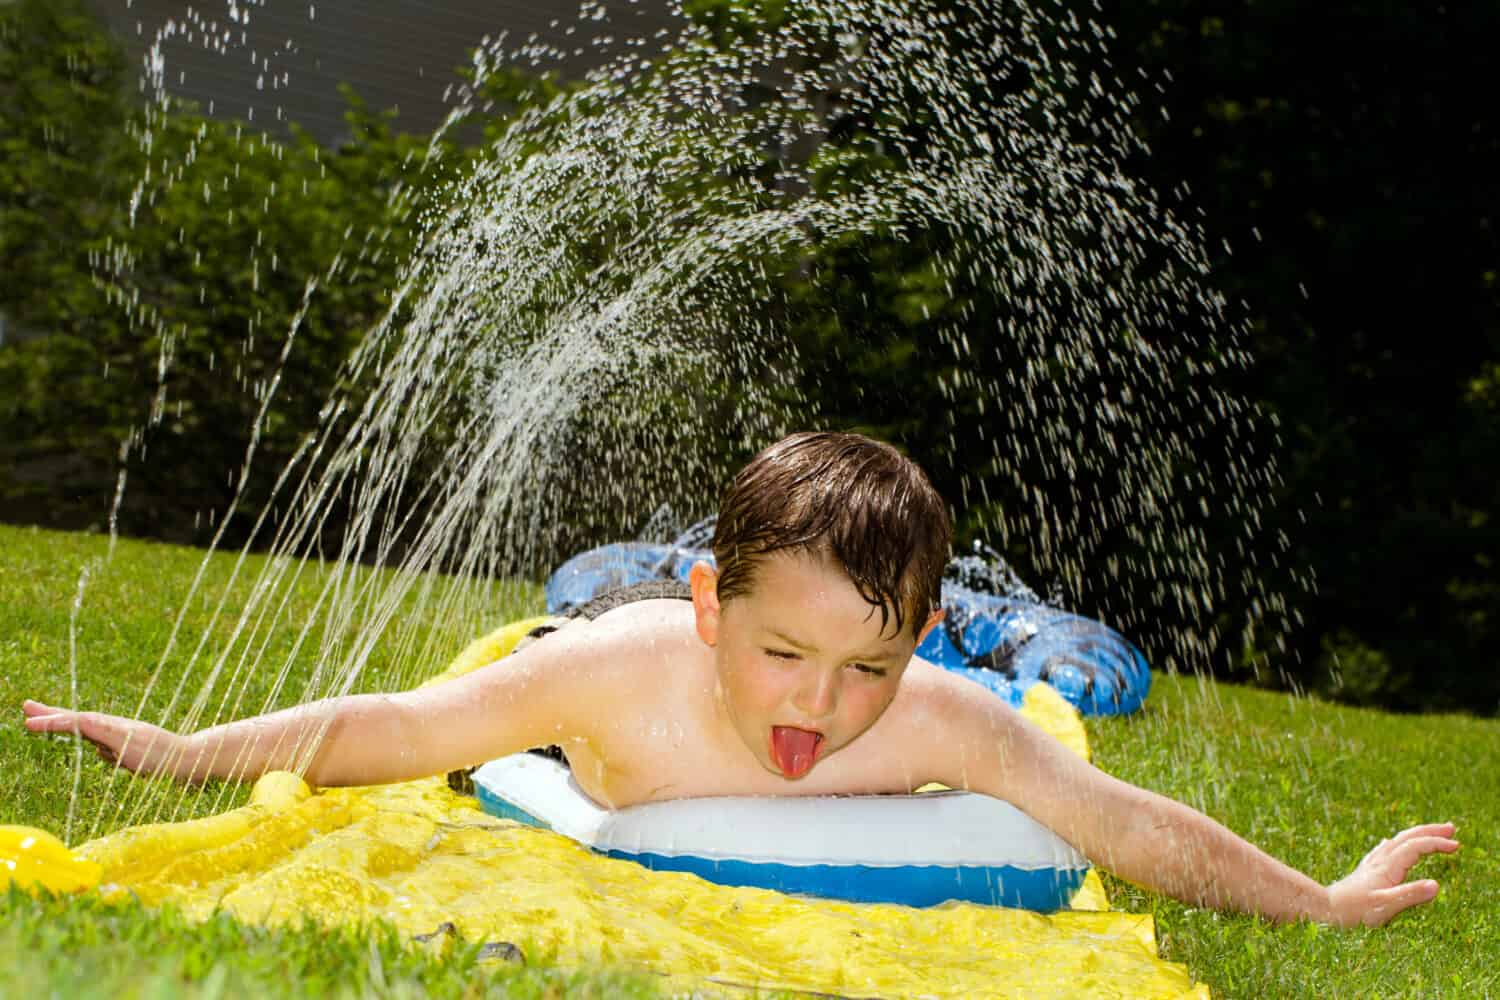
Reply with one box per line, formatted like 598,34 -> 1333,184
33,616 -> 1208,998
0,825 -> 102,894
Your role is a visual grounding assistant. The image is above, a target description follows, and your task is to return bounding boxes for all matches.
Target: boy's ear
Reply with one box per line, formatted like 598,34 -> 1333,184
688,560 -> 722,647
915,608 -> 945,647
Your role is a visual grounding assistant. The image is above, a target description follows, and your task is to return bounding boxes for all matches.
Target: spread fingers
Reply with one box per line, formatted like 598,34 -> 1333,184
1391,836 -> 1461,873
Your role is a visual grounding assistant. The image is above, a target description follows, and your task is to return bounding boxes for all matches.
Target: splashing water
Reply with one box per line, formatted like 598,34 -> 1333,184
85,0 -> 1297,835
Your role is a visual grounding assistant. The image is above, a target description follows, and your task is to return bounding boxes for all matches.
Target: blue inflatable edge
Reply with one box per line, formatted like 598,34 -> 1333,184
478,786 -> 552,831
475,784 -> 1083,911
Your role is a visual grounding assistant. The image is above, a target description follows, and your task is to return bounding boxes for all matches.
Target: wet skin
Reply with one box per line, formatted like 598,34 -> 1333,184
24,548 -> 1461,927
532,550 -> 951,808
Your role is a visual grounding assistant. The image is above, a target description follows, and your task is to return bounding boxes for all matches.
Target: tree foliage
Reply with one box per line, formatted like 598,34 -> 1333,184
678,0 -> 1500,712
0,0 -> 450,547
1094,0 -> 1500,710
2,0 -> 1495,712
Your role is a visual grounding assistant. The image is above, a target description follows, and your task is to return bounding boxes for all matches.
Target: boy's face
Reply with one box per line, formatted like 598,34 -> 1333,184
689,551 -> 942,780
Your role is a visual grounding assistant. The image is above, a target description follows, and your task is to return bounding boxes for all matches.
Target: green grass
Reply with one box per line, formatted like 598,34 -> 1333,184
1,523 -> 1495,998
0,521 -> 535,838
0,889 -> 666,999
1089,674 -> 1497,998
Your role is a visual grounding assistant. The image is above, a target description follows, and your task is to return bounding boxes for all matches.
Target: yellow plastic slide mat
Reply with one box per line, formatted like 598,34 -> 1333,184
68,617 -> 1209,998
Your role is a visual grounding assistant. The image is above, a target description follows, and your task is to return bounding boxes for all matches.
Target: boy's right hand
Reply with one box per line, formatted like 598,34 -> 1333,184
23,700 -> 185,779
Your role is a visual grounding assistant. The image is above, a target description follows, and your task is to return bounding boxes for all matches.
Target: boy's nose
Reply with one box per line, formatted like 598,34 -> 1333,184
792,670 -> 839,719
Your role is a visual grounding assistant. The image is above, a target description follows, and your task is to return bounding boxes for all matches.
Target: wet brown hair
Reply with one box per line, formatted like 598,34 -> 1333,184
712,432 -> 951,637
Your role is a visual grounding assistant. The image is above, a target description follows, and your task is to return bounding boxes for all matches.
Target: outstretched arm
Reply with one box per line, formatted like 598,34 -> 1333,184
926,681 -> 1459,927
25,696 -> 351,784
24,624 -> 611,788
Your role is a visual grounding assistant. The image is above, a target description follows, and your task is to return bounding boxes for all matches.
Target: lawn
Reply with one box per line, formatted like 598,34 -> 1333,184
0,523 -> 1493,998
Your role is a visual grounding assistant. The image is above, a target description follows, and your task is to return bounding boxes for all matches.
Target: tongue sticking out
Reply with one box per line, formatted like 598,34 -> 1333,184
770,726 -> 823,778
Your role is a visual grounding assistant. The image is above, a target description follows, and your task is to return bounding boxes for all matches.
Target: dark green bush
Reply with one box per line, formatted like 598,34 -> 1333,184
0,0 -> 445,549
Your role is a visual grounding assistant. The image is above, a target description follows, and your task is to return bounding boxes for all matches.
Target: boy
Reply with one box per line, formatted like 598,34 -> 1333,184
25,432 -> 1457,927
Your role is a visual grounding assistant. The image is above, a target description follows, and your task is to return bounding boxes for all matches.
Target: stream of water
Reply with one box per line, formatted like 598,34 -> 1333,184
86,0 -> 1296,835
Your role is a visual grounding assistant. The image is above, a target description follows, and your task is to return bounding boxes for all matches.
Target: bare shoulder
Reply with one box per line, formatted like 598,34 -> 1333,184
892,660 -> 1133,821
885,658 -> 1022,727
856,659 -> 1044,791
566,599 -> 705,677
484,599 -> 702,697
819,660 -> 1018,792
391,599 -> 706,771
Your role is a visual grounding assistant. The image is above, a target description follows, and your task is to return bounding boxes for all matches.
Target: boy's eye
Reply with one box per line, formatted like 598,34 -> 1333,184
849,663 -> 887,678
764,648 -> 798,661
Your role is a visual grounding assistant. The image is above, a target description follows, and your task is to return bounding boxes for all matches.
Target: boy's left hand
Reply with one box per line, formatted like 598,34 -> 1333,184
1325,822 -> 1459,927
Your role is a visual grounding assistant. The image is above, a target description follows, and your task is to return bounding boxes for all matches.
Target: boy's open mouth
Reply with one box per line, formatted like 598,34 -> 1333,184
769,726 -> 824,778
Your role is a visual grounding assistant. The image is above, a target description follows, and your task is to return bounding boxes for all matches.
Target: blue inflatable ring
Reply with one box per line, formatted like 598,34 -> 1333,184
472,752 -> 1091,910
